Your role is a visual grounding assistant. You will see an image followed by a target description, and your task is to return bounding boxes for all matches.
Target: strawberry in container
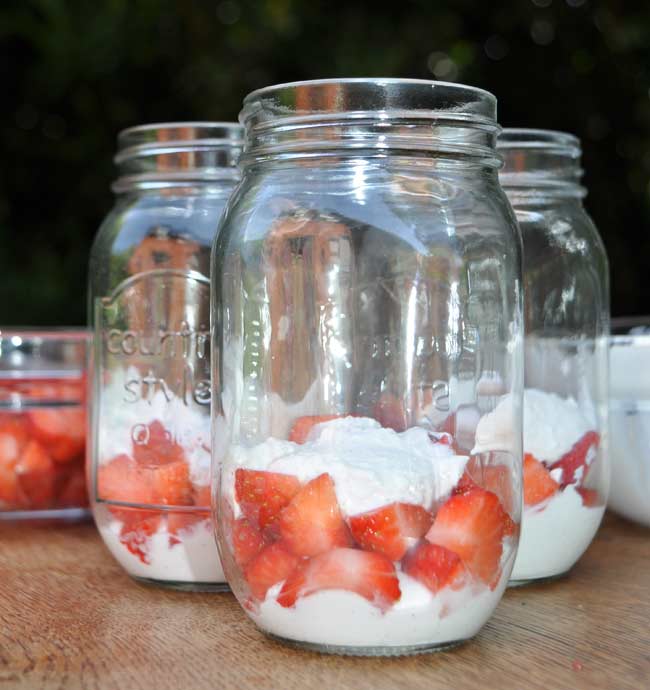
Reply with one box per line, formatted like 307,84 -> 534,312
0,328 -> 89,521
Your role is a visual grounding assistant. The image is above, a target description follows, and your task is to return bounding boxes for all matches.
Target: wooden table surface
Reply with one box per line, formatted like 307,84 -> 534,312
0,513 -> 648,690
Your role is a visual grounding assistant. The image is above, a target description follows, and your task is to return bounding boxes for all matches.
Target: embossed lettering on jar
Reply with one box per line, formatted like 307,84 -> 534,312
497,129 -> 610,584
212,79 -> 524,655
88,123 -> 242,590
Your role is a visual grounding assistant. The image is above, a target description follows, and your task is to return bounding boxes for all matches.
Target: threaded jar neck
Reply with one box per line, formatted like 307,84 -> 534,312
498,129 -> 585,200
239,78 -> 502,167
113,122 -> 243,193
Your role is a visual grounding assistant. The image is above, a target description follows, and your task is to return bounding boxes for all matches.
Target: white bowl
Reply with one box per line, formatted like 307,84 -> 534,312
608,318 -> 650,527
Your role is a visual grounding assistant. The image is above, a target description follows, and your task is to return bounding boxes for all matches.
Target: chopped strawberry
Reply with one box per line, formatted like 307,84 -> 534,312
149,460 -> 193,506
119,509 -> 162,563
0,432 -> 27,508
97,454 -> 155,505
244,542 -> 299,600
458,458 -> 515,512
426,487 -> 509,586
373,394 -> 408,432
26,407 -> 85,463
402,542 -> 467,593
235,469 -> 301,530
576,487 -> 601,507
167,510 -> 209,540
192,483 -> 211,508
348,502 -> 433,561
523,454 -> 559,507
15,440 -> 56,508
132,420 -> 185,466
232,517 -> 268,567
0,413 -> 29,448
549,431 -> 600,487
57,465 -> 89,507
279,473 -> 352,557
288,415 -> 346,444
277,547 -> 401,611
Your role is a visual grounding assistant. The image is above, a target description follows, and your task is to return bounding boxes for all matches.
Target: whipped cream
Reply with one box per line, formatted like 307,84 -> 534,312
227,417 -> 468,515
96,506 -> 223,584
511,485 -> 604,580
98,367 -> 211,486
253,555 -> 513,649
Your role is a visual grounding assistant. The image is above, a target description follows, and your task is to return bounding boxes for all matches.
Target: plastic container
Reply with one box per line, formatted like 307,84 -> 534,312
212,79 -> 523,655
0,328 -> 89,521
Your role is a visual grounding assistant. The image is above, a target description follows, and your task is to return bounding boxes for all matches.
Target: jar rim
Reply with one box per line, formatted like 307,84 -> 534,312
497,128 -> 580,155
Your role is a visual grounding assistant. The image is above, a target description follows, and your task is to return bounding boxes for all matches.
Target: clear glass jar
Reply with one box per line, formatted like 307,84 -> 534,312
0,328 -> 89,520
88,122 -> 242,590
498,129 -> 610,584
212,79 -> 523,655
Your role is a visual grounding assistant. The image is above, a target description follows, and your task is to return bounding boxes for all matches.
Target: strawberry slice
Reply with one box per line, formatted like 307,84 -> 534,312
192,483 -> 211,508
549,431 -> 600,487
26,408 -> 85,463
0,413 -> 29,448
232,517 -> 268,567
576,486 -> 601,507
402,542 -> 467,593
0,430 -> 28,508
149,460 -> 193,506
373,394 -> 408,432
132,420 -> 185,466
288,415 -> 346,444
278,473 -> 352,557
15,440 -> 56,508
523,454 -> 559,507
167,510 -> 209,541
57,465 -> 89,507
426,487 -> 509,587
244,542 -> 299,600
235,469 -> 301,530
119,509 -> 162,563
348,502 -> 433,561
97,454 -> 155,505
457,459 -> 515,514
277,547 -> 401,611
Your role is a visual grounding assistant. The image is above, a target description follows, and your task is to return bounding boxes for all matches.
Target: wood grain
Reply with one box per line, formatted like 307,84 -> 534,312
0,513 -> 648,690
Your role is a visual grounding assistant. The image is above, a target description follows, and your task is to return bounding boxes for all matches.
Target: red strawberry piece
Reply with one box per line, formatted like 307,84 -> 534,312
0,428 -> 28,508
277,547 -> 401,611
457,458 -> 516,516
167,510 -> 209,542
26,408 -> 85,463
192,483 -> 211,508
15,440 -> 56,508
576,487 -> 601,507
549,431 -> 600,487
426,487 -> 509,586
279,473 -> 352,557
149,460 -> 194,506
0,413 -> 29,448
402,542 -> 467,593
244,542 -> 299,600
288,415 -> 347,444
348,502 -> 433,561
132,420 -> 185,466
119,509 -> 162,563
232,517 -> 268,567
57,465 -> 89,507
373,394 -> 408,432
235,469 -> 301,530
523,454 -> 559,507
97,454 -> 155,505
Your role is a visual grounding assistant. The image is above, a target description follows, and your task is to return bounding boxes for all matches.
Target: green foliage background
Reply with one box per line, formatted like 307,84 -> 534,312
1,0 -> 648,323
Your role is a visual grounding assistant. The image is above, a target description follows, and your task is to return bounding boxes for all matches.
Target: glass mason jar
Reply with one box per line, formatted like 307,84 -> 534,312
0,328 -> 89,520
88,122 -> 242,590
212,79 -> 523,655
498,129 -> 610,584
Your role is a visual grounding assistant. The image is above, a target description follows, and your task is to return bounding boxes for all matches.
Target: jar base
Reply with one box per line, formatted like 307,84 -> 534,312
508,569 -> 570,588
131,575 -> 230,593
265,632 -> 468,657
0,507 -> 91,523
